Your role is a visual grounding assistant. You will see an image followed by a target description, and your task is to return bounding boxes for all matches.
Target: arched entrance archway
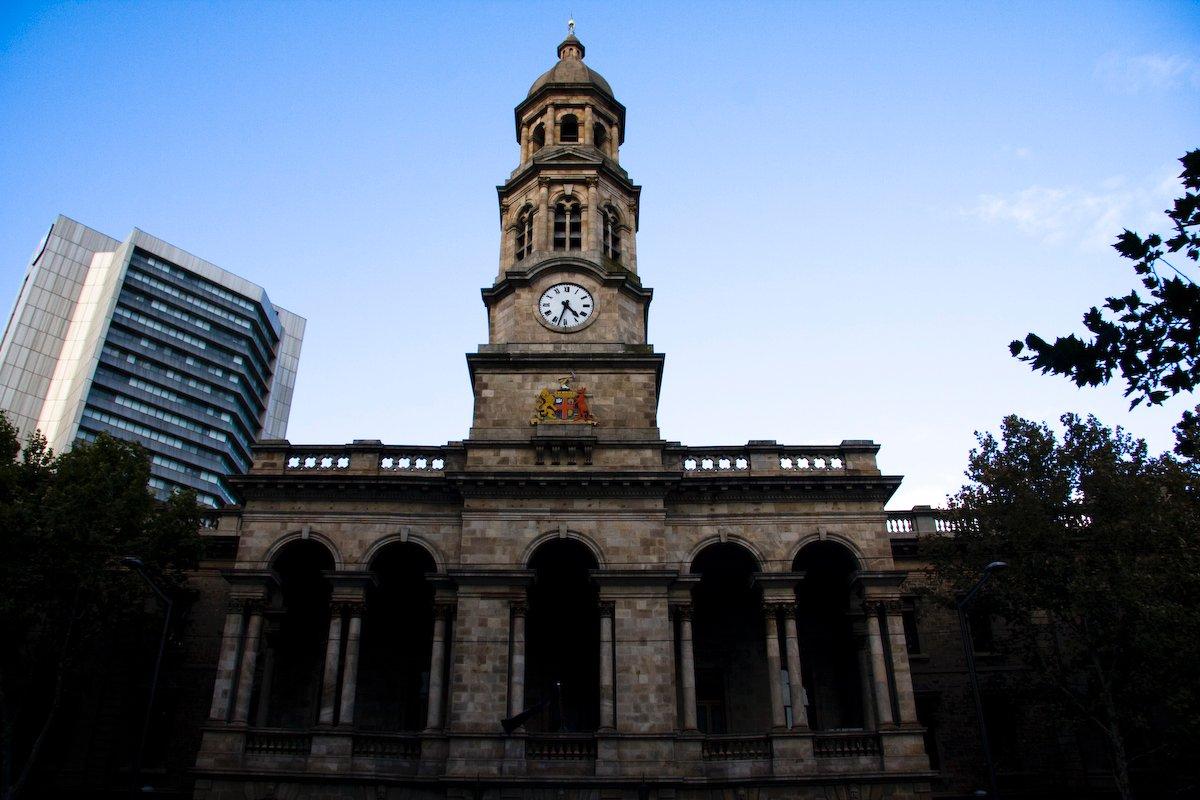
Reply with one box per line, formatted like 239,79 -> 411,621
689,542 -> 768,733
355,541 -> 436,731
794,540 -> 865,730
253,539 -> 333,728
525,538 -> 600,732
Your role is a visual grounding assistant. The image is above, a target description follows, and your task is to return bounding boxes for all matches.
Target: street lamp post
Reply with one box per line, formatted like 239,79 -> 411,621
956,560 -> 1008,799
120,556 -> 173,798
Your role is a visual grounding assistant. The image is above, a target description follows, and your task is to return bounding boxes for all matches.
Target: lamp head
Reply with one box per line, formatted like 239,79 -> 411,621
984,561 -> 1009,573
120,556 -> 145,570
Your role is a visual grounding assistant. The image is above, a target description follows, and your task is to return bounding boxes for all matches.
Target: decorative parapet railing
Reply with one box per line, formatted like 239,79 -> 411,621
251,441 -> 465,476
701,734 -> 772,760
352,732 -> 421,759
244,729 -> 311,756
813,732 -> 881,758
525,734 -> 597,760
886,507 -> 957,535
672,440 -> 881,477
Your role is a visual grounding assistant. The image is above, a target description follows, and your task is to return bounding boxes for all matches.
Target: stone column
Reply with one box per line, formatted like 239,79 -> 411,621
230,601 -> 265,724
425,604 -> 451,731
624,202 -> 637,271
583,105 -> 594,146
338,603 -> 364,726
782,606 -> 809,729
883,601 -> 918,724
536,178 -> 551,252
509,602 -> 527,716
763,605 -> 787,730
856,628 -> 877,730
676,605 -> 698,731
587,178 -> 600,253
208,601 -> 246,721
865,604 -> 895,728
598,601 -> 615,731
544,104 -> 556,146
318,606 -> 344,726
252,623 -> 277,727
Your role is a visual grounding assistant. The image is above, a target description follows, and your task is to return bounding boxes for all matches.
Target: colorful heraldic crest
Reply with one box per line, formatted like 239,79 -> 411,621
531,375 -> 597,425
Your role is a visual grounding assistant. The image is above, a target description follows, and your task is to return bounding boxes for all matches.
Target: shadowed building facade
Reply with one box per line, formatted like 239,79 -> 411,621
193,31 -> 932,800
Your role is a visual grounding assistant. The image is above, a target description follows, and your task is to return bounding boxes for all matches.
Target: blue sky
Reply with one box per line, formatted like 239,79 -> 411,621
1,1 -> 1198,508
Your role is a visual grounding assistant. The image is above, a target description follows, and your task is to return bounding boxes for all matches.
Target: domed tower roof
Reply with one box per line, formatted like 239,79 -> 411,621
515,24 -> 626,145
527,32 -> 615,99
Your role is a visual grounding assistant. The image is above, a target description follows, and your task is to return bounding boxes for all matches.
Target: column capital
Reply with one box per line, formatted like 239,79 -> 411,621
863,598 -> 903,616
585,176 -> 599,188
331,600 -> 365,617
511,601 -> 529,617
762,602 -> 789,621
433,603 -> 456,621
598,600 -> 616,618
225,598 -> 249,614
672,603 -> 693,622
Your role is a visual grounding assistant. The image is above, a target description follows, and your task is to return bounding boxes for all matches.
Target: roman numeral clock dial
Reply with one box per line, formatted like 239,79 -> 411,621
536,282 -> 595,332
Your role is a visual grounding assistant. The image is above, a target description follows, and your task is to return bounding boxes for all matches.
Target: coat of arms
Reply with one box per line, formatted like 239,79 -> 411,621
531,375 -> 597,425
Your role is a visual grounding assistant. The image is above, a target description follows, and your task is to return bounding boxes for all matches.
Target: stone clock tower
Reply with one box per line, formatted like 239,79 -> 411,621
469,27 -> 662,467
191,27 -> 933,800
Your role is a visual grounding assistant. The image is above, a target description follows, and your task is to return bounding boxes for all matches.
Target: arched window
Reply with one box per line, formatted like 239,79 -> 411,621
602,207 -> 621,262
560,114 -> 579,143
531,123 -> 545,151
515,207 -> 535,261
554,200 -> 582,251
593,123 -> 608,150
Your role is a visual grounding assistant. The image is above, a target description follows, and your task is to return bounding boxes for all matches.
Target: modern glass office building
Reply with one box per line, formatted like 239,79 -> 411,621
0,215 -> 305,506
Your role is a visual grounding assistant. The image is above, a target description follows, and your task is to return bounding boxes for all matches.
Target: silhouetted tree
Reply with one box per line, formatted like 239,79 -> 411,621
0,415 -> 201,800
924,413 -> 1200,799
1011,150 -> 1200,454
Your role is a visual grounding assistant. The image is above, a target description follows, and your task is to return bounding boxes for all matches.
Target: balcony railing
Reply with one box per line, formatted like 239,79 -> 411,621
701,734 -> 771,760
253,442 -> 465,476
813,732 -> 881,758
244,729 -> 311,756
886,507 -> 957,535
525,734 -> 597,760
352,732 -> 421,759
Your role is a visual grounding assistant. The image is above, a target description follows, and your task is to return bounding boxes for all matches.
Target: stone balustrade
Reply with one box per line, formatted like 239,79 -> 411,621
244,729 -> 311,756
672,440 -> 881,477
525,734 -> 597,760
701,734 -> 772,760
886,506 -> 956,535
250,440 -> 466,476
352,733 -> 421,759
813,732 -> 881,758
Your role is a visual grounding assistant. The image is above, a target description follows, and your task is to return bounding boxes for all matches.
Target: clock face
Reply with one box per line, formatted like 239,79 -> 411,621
537,283 -> 595,330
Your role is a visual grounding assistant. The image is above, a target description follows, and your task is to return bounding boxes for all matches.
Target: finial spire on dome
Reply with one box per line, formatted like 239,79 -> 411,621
557,18 -> 584,60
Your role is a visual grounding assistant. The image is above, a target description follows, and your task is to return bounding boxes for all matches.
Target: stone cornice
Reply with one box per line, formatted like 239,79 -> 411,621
229,467 -> 901,505
482,257 -> 649,303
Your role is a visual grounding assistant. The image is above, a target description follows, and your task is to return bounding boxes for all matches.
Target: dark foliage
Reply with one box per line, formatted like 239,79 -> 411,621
1011,150 -> 1200,454
0,415 -> 202,800
923,413 -> 1200,799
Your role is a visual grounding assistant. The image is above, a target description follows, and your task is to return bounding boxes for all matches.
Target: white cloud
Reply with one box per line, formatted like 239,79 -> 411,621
1095,51 -> 1200,93
968,171 -> 1179,250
